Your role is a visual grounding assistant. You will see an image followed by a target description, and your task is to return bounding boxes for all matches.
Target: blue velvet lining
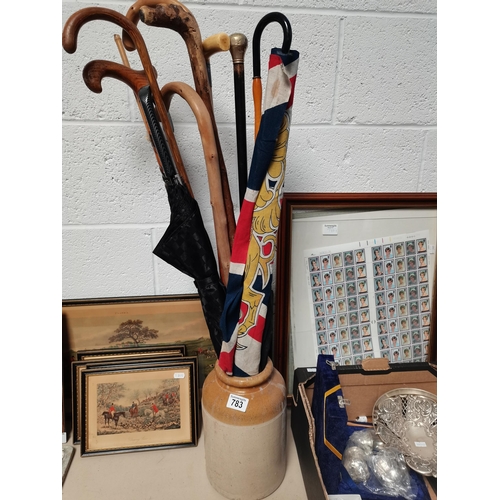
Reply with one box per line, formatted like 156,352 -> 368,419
312,355 -> 431,500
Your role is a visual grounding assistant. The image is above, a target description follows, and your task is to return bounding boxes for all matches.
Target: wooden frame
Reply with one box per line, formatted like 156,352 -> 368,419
76,344 -> 187,361
72,349 -> 186,444
273,193 -> 437,398
81,357 -> 199,456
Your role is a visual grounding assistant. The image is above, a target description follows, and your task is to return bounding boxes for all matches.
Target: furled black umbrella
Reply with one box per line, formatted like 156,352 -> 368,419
63,7 -> 226,355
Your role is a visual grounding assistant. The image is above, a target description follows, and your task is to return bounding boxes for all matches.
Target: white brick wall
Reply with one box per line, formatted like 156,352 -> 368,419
62,0 -> 437,299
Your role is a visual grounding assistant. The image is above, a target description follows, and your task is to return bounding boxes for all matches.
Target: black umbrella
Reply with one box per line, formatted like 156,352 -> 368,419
139,83 -> 226,356
63,8 -> 226,355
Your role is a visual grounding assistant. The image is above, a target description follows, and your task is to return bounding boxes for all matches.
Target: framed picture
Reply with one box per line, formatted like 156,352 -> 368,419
72,348 -> 186,444
63,294 -> 217,412
273,193 -> 437,398
80,358 -> 199,456
76,344 -> 187,361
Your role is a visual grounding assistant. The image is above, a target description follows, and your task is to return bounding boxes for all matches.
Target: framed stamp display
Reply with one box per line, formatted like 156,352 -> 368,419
80,358 -> 199,456
273,193 -> 437,397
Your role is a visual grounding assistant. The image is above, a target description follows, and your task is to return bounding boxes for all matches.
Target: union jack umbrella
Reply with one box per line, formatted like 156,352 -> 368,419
219,23 -> 299,376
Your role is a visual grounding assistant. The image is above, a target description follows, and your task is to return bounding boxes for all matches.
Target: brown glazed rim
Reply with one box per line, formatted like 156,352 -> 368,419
214,358 -> 273,388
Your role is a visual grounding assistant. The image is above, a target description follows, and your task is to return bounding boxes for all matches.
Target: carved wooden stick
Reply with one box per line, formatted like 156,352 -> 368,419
202,32 -> 230,89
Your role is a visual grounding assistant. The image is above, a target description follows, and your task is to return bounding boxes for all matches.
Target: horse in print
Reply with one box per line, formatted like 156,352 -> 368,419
102,411 -> 126,426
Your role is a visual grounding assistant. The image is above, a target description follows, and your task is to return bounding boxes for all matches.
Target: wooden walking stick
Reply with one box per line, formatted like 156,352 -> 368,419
202,32 -> 230,89
122,0 -> 236,249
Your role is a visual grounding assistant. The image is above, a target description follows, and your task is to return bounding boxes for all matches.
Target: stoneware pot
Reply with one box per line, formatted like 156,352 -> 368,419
202,358 -> 287,500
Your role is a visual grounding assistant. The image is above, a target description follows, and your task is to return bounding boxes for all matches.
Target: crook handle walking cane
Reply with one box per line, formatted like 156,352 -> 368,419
62,6 -> 194,197
252,12 -> 292,139
202,32 -> 230,89
82,60 -> 179,185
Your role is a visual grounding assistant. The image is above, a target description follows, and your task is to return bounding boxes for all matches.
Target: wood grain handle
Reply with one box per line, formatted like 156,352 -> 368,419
203,32 -> 230,60
82,59 -> 151,94
123,0 -> 196,50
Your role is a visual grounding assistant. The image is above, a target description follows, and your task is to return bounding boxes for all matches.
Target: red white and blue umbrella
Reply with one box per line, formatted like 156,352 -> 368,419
219,31 -> 299,376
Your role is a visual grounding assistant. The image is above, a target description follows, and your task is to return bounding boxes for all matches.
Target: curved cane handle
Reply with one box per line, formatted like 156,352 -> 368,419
161,82 -> 231,285
81,59 -> 177,182
203,32 -> 230,60
251,12 -> 292,138
62,6 -> 193,196
82,59 -> 151,94
122,0 -> 162,51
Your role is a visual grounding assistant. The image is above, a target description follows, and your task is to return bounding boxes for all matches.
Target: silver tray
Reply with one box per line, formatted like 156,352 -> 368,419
372,388 -> 437,477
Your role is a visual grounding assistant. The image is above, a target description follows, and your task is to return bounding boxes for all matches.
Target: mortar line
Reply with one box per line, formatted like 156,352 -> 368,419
71,0 -> 437,19
331,17 -> 345,124
184,3 -> 437,19
417,130 -> 429,191
62,120 -> 436,130
62,223 -> 170,230
150,226 -> 161,295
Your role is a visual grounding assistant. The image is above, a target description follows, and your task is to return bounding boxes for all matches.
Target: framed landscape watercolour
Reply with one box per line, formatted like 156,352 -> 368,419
81,358 -> 198,456
273,193 -> 437,398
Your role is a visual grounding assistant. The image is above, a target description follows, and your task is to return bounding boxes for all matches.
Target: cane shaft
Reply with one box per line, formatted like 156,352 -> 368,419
114,35 -> 164,170
230,33 -> 248,208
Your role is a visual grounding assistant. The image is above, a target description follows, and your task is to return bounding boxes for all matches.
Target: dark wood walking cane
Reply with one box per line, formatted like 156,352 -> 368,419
122,0 -> 236,250
62,6 -> 194,197
229,33 -> 248,209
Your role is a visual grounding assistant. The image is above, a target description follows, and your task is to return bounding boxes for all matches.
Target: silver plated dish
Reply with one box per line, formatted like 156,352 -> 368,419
372,388 -> 437,477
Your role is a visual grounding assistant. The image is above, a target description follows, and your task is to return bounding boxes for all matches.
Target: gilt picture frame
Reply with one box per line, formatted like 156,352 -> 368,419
80,358 -> 198,456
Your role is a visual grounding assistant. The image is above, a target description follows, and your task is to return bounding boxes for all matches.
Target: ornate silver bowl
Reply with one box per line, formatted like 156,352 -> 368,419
372,388 -> 437,477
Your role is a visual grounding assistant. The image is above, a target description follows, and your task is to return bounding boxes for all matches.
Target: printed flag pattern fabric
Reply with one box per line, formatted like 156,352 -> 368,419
219,48 -> 299,376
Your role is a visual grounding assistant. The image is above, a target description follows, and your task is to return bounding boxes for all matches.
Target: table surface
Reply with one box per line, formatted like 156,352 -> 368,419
62,408 -> 308,500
